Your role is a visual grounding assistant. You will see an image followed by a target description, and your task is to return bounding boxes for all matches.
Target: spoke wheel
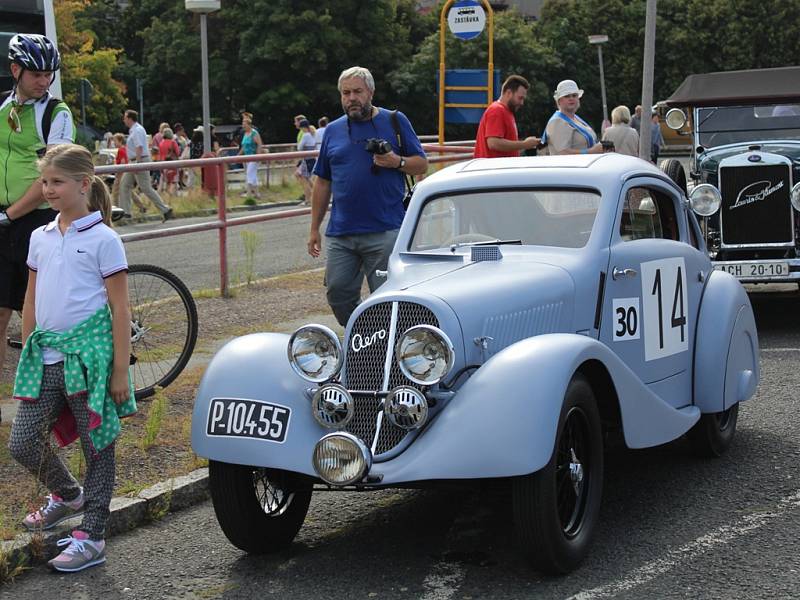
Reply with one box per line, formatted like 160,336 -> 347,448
513,373 -> 604,574
128,264 -> 198,400
209,461 -> 312,554
687,403 -> 739,458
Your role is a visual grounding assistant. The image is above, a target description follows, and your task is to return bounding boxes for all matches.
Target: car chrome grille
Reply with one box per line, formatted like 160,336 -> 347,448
344,301 -> 439,455
720,163 -> 792,246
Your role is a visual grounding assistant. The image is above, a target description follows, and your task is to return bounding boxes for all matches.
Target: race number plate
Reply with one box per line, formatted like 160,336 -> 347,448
714,261 -> 789,278
206,398 -> 290,443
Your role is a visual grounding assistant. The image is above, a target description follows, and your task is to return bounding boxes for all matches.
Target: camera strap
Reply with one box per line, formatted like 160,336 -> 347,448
390,110 -> 415,208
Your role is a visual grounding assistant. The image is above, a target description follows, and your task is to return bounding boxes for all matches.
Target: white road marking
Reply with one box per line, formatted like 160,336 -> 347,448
567,490 -> 800,600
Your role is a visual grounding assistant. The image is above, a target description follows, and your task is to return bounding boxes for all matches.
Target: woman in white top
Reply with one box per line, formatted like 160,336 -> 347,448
602,105 -> 640,157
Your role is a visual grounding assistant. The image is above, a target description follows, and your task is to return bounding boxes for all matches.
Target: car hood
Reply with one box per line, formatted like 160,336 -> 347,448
387,254 -> 576,359
698,140 -> 800,175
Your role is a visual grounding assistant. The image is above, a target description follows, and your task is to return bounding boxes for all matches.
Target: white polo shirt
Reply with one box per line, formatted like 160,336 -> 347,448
126,121 -> 148,162
27,211 -> 128,364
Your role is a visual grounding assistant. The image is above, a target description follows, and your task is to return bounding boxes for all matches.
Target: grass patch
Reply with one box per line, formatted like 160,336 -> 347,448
0,383 -> 12,398
160,179 -> 304,218
140,388 -> 169,450
0,546 -> 28,584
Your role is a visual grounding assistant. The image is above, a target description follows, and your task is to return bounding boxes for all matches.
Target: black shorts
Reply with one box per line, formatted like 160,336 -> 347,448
0,208 -> 57,311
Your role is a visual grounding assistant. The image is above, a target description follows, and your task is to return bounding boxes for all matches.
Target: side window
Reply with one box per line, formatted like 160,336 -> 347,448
620,187 -> 679,241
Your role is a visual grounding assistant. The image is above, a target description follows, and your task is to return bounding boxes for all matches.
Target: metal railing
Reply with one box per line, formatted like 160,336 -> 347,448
96,143 -> 474,296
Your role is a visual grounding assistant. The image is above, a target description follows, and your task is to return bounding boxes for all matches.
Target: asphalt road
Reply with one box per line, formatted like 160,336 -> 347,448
4,213 -> 800,599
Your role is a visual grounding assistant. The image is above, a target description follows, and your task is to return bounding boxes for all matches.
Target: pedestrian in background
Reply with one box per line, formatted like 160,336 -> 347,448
541,79 -> 603,155
308,66 -> 428,326
158,127 -> 180,194
473,75 -> 540,158
650,113 -> 664,164
630,105 -> 643,133
119,109 -> 173,221
315,116 -> 328,148
602,105 -> 640,157
296,119 -> 316,205
239,113 -> 263,199
9,144 -> 135,573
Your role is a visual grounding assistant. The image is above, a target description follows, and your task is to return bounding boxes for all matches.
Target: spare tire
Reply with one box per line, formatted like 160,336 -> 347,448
661,158 -> 688,196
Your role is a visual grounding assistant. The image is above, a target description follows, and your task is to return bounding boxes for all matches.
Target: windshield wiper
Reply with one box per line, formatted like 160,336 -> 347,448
449,239 -> 522,253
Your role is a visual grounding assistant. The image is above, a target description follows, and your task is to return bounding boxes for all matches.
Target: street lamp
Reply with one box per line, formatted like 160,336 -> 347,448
185,0 -> 221,155
588,34 -> 609,127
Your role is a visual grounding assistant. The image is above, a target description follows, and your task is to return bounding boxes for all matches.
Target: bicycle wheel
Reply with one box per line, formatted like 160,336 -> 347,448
128,264 -> 198,400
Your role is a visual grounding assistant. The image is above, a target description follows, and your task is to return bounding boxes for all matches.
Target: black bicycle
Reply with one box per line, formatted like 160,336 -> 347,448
7,263 -> 198,401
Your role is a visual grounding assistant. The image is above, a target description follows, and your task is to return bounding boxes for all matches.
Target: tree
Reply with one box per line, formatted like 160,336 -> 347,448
55,0 -> 127,131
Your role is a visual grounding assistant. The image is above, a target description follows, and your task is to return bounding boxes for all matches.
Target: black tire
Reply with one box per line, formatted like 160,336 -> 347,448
209,461 -> 312,554
687,403 -> 739,458
512,373 -> 604,575
128,264 -> 198,400
661,158 -> 688,196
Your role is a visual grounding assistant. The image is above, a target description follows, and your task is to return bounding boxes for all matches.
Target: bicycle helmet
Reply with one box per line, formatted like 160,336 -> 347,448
8,34 -> 61,72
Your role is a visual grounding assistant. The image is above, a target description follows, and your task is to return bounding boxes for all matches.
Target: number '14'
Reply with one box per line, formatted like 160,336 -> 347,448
651,266 -> 686,349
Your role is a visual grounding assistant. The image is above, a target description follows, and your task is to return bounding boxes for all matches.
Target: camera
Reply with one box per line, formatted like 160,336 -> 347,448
601,140 -> 615,152
365,138 -> 392,155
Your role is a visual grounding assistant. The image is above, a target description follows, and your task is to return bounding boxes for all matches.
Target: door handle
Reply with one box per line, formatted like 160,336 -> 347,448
612,267 -> 638,280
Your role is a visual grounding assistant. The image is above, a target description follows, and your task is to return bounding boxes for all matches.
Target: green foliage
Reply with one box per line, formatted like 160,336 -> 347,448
140,388 -> 169,450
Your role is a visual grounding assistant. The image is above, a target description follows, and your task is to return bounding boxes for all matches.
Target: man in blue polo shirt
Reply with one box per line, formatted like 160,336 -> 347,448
308,66 -> 427,325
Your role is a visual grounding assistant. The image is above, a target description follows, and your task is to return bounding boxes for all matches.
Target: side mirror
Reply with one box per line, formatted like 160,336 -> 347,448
665,108 -> 687,130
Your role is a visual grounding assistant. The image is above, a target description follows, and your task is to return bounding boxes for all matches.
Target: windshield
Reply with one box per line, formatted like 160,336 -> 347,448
409,189 -> 601,251
697,104 -> 800,148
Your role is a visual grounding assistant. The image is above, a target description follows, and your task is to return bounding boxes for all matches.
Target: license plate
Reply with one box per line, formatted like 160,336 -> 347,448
206,398 -> 291,443
713,261 -> 790,278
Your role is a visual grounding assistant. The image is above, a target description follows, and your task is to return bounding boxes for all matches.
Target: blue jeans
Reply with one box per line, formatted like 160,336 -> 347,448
325,229 -> 399,326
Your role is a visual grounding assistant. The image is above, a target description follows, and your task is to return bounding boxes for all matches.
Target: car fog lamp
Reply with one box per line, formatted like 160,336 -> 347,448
312,433 -> 372,486
664,108 -> 687,130
791,183 -> 800,212
288,325 -> 343,383
689,184 -> 722,217
395,325 -> 454,386
312,384 -> 354,429
385,386 -> 429,430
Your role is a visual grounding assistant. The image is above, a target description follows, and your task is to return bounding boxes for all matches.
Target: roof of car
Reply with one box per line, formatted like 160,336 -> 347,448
666,66 -> 800,107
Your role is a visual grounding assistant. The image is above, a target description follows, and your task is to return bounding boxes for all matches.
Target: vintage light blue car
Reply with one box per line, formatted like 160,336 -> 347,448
191,154 -> 760,574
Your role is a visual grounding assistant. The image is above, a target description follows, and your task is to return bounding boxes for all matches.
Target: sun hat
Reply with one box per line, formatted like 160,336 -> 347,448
193,125 -> 204,133
553,80 -> 584,100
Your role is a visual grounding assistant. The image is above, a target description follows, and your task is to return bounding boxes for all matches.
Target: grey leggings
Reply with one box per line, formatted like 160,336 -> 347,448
8,363 -> 115,540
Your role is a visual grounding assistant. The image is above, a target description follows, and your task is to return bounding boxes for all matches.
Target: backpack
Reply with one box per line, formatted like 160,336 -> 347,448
1,90 -> 63,152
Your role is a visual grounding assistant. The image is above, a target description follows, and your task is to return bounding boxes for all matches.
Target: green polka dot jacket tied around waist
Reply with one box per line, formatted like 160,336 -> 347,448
13,305 -> 137,452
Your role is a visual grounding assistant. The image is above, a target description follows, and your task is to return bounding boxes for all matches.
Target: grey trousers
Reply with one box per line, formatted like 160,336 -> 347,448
119,169 -> 170,215
325,229 -> 399,326
8,363 -> 115,540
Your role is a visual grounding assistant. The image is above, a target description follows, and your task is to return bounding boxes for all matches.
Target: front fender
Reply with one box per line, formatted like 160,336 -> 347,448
190,333 -> 325,476
376,333 -> 699,484
694,270 -> 760,412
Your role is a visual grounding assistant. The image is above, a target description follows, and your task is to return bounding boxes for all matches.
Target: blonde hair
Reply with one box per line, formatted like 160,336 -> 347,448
611,105 -> 631,125
38,144 -> 112,226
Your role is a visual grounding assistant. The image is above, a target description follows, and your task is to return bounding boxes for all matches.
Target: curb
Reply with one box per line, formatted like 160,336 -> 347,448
1,468 -> 209,571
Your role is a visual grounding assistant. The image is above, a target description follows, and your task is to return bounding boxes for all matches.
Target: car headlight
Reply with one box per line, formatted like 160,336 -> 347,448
287,325 -> 343,383
689,183 -> 722,217
395,325 -> 454,386
791,183 -> 800,212
313,433 -> 372,486
385,386 -> 429,430
665,108 -> 687,130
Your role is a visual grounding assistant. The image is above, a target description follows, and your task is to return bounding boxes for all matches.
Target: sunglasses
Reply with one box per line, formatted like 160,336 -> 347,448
7,104 -> 22,133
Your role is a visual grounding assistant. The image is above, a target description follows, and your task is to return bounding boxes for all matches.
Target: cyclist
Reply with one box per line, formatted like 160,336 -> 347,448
0,34 -> 74,388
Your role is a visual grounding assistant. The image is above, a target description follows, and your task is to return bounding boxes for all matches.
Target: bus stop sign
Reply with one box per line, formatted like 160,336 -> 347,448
447,0 -> 486,40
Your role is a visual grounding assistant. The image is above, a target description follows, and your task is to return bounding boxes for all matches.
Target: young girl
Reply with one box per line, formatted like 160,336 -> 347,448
8,143 -> 135,573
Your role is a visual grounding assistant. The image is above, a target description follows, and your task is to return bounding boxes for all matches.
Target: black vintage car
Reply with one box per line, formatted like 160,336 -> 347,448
664,66 -> 800,284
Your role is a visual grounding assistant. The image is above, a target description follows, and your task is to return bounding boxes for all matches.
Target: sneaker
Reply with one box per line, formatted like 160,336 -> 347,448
23,490 -> 84,531
47,531 -> 106,573
162,208 -> 174,222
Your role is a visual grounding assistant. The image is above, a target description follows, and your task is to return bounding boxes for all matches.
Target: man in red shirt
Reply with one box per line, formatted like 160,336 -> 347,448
474,75 -> 540,158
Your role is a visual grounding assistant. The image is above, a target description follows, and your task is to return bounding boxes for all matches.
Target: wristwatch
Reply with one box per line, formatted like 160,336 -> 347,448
0,211 -> 11,228
398,157 -> 406,170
